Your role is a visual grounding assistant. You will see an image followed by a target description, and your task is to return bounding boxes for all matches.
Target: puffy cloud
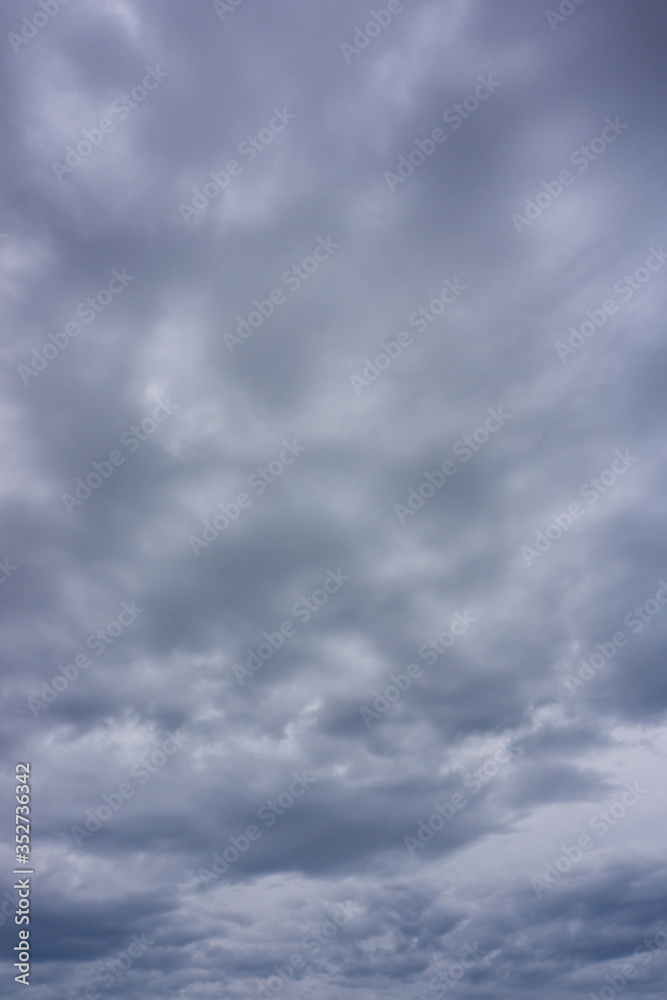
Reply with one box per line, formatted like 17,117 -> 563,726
1,0 -> 667,997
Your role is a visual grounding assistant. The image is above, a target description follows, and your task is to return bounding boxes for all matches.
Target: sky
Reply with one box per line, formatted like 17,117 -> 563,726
1,1 -> 667,998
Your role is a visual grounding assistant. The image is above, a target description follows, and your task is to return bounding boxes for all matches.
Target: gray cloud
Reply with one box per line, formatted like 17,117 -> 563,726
1,0 -> 667,997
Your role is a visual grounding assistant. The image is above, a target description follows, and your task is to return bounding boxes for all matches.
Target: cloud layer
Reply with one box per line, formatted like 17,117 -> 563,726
1,1 -> 667,998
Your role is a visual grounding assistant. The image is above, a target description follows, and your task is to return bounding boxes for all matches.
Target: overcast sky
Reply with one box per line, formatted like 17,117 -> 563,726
2,1 -> 667,998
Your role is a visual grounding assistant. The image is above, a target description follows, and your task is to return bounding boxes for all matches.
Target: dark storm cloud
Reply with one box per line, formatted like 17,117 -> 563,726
1,0 -> 667,997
